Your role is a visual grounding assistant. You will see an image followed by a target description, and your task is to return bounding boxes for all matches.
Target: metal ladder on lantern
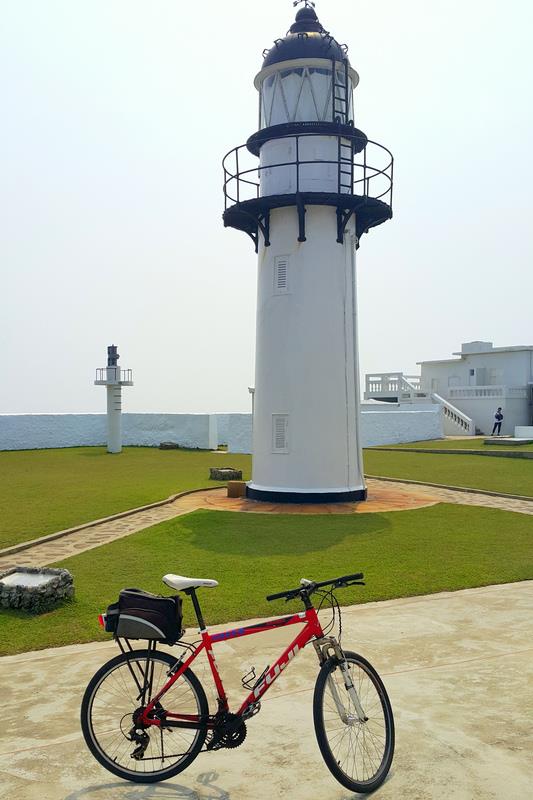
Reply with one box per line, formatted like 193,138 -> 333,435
332,59 -> 354,194
332,59 -> 350,124
337,138 -> 354,194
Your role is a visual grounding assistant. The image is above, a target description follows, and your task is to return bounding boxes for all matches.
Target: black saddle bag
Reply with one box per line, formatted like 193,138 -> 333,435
103,588 -> 184,644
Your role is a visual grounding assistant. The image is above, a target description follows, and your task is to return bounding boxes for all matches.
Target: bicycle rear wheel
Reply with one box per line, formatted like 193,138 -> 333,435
81,649 -> 208,783
313,650 -> 394,793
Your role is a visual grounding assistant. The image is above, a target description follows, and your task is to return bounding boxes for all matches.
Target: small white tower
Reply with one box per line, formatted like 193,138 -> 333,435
223,2 -> 393,502
94,345 -> 134,454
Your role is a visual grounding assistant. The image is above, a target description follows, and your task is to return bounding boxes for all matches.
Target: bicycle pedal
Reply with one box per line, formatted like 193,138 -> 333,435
242,700 -> 261,720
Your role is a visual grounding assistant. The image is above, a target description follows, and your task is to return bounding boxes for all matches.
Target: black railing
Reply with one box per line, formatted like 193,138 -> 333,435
95,368 -> 133,383
223,131 -> 393,212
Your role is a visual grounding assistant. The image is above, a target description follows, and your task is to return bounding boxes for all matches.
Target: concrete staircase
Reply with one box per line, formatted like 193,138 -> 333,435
364,373 -> 475,436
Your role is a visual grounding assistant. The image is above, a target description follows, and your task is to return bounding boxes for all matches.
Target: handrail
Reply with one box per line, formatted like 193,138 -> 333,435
222,131 -> 393,211
431,393 -> 475,435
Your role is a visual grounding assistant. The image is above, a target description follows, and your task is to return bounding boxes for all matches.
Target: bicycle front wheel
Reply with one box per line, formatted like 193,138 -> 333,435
313,650 -> 394,794
81,649 -> 208,783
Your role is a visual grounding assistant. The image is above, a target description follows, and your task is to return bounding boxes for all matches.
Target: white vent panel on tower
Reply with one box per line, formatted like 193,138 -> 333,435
274,255 -> 289,294
272,414 -> 289,453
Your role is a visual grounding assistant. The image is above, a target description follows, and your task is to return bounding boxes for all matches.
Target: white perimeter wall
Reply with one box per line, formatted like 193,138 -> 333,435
226,414 -> 254,454
0,405 -> 442,453
0,414 -> 218,451
359,404 -> 443,447
214,414 -> 231,445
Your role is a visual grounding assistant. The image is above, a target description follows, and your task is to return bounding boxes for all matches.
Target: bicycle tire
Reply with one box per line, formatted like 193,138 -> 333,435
313,650 -> 394,793
81,648 -> 208,783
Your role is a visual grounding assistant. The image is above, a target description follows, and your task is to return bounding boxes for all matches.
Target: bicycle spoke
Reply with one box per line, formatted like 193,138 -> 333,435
316,654 -> 393,789
84,653 -> 205,778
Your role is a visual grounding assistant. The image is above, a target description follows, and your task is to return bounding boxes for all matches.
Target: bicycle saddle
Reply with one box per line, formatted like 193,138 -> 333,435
163,574 -> 219,591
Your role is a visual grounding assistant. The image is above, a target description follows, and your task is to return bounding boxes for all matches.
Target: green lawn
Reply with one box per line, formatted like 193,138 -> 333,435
0,447 -> 251,549
1,446 -> 533,552
364,450 -> 533,497
372,438 -> 533,452
1,503 -> 532,656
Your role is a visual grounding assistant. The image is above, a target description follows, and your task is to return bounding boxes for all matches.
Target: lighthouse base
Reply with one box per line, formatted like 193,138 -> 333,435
246,485 -> 367,504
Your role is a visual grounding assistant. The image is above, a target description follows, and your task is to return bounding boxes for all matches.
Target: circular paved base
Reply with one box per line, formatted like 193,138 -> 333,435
202,478 -> 439,514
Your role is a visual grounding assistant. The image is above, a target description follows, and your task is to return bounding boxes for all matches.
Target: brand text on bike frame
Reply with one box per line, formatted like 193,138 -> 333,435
140,606 -> 325,729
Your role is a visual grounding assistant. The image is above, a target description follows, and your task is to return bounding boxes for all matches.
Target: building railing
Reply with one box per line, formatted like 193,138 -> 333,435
431,393 -> 475,435
95,368 -> 133,384
364,372 -> 475,433
365,373 -> 421,397
508,387 -> 529,398
404,375 -> 422,390
398,390 -> 431,403
223,131 -> 393,211
448,385 -> 527,400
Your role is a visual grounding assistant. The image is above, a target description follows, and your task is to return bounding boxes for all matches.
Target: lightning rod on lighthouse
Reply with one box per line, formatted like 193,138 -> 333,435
222,2 -> 393,502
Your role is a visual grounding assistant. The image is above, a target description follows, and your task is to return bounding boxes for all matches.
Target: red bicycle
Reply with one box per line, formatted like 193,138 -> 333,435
81,572 -> 394,794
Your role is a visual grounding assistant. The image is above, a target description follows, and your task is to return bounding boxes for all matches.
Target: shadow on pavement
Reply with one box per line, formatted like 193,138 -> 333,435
63,771 -> 231,800
338,768 -> 395,799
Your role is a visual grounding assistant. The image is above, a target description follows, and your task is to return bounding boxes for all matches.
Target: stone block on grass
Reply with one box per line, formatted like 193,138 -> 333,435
0,566 -> 74,614
209,467 -> 243,481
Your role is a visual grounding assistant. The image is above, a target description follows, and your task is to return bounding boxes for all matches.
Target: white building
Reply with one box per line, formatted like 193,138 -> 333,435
365,341 -> 533,436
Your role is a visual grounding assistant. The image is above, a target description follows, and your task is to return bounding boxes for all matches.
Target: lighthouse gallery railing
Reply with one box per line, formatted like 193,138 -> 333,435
222,132 -> 393,211
95,368 -> 133,384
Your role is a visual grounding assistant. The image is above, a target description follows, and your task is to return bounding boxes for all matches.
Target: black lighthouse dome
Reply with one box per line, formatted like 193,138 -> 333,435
262,6 -> 350,68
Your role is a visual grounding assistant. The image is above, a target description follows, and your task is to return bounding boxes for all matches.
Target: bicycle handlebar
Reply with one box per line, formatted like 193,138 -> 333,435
266,573 -> 365,602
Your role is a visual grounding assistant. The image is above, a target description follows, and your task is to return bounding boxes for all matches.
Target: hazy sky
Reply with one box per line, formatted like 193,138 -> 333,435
1,0 -> 532,413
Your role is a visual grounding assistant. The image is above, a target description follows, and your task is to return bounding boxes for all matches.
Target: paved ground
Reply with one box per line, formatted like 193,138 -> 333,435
373,479 -> 533,516
1,581 -> 531,800
0,490 -> 213,571
1,479 -> 531,573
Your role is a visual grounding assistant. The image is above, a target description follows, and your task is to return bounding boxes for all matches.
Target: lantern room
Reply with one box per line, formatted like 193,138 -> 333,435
222,2 -> 393,250
255,6 -> 358,130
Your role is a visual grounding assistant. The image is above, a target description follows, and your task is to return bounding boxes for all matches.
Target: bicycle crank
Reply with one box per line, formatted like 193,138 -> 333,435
206,713 -> 247,751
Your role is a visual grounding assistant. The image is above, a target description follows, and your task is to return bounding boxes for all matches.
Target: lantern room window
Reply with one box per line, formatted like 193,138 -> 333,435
259,64 -> 353,128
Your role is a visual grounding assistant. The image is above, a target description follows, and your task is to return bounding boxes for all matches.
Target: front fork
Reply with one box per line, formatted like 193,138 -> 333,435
313,637 -> 368,724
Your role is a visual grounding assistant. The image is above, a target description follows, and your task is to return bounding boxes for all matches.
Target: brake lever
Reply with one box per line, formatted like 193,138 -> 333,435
334,580 -> 366,588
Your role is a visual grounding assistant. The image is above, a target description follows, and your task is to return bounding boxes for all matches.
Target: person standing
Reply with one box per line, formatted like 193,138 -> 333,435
491,407 -> 504,435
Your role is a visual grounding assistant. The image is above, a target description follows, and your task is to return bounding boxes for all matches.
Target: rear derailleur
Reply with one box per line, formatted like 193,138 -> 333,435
128,727 -> 150,760
126,706 -> 160,761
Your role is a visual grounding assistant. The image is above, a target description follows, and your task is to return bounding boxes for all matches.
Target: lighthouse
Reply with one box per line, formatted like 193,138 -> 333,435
94,345 -> 133,454
223,1 -> 393,502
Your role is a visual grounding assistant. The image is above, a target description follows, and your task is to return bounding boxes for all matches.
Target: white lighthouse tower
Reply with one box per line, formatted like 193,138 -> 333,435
223,1 -> 393,502
94,345 -> 134,454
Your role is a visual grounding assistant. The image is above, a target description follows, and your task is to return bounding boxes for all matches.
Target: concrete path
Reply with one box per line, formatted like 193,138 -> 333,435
0,581 -> 531,799
370,478 -> 533,516
1,478 -> 531,574
0,490 -> 212,572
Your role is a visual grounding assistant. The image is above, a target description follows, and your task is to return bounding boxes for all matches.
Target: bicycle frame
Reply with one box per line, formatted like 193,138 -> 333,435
139,606 -> 325,730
